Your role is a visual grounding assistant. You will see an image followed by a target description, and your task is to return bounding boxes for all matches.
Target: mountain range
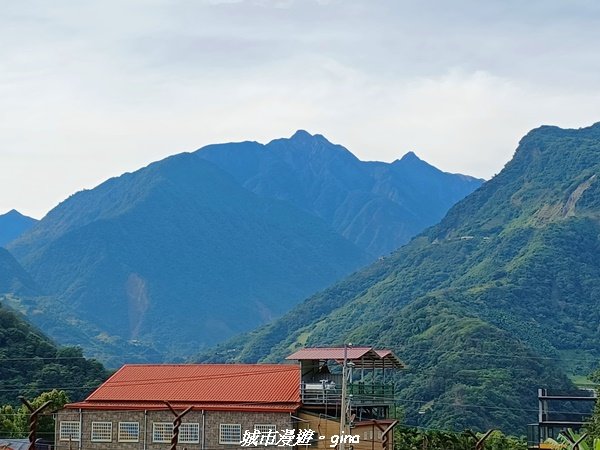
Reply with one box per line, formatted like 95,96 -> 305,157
0,210 -> 37,247
197,130 -> 483,257
4,131 -> 481,366
197,123 -> 600,434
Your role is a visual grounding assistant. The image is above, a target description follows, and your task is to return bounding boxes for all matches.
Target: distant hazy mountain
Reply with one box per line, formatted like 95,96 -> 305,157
198,130 -> 483,257
8,131 -> 482,365
0,247 -> 39,297
8,150 -> 368,364
0,209 -> 37,247
197,124 -> 600,433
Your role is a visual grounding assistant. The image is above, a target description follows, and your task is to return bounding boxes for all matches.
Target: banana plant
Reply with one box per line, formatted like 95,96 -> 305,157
544,429 -> 600,450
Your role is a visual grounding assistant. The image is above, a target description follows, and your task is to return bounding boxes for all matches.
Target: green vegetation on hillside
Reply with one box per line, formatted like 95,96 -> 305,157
0,390 -> 70,440
198,123 -> 600,434
394,427 -> 526,450
8,153 -> 369,365
0,303 -> 108,406
584,369 -> 600,440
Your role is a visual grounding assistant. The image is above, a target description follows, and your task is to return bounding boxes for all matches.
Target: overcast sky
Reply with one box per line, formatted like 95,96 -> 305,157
2,0 -> 600,218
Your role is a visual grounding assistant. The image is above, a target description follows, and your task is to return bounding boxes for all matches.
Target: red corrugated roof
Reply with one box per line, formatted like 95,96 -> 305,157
68,364 -> 300,412
286,347 -> 404,368
66,401 -> 299,413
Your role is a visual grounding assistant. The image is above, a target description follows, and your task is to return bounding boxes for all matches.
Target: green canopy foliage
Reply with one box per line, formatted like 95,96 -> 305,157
0,390 -> 70,440
584,369 -> 600,441
0,302 -> 108,407
393,427 -> 526,450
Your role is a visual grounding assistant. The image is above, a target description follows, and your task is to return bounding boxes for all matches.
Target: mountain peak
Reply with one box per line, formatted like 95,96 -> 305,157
290,129 -> 314,141
2,209 -> 21,217
399,151 -> 422,163
0,209 -> 38,247
288,130 -> 334,146
394,151 -> 438,173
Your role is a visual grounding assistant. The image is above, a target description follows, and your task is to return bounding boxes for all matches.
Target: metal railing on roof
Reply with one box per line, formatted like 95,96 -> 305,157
300,381 -> 394,405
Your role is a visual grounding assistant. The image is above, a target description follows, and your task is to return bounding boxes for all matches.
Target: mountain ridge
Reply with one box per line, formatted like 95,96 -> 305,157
7,131 -> 483,366
196,130 -> 483,257
0,248 -> 40,297
195,123 -> 600,433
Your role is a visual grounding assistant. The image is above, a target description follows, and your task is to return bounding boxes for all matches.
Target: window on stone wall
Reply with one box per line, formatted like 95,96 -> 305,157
253,424 -> 277,446
219,423 -> 242,444
91,422 -> 112,442
254,424 -> 277,433
153,422 -> 173,443
59,421 -> 80,441
179,423 -> 200,444
118,422 -> 140,442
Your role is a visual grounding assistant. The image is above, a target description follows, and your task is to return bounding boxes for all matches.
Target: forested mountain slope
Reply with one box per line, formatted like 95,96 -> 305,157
198,130 -> 483,257
0,302 -> 107,406
7,132 -> 481,365
198,123 -> 600,433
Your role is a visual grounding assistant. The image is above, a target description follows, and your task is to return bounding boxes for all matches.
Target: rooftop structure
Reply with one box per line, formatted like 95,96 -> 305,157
287,346 -> 404,421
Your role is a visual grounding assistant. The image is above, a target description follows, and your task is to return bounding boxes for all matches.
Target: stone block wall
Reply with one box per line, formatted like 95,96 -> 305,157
54,408 -> 294,450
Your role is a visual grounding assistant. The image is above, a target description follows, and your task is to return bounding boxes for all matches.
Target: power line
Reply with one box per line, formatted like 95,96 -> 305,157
2,347 -> 599,363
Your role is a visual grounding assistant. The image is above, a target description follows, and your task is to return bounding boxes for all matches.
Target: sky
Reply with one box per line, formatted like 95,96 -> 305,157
2,0 -> 600,218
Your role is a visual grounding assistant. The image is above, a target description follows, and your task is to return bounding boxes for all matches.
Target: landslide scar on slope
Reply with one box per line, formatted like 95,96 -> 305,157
560,174 -> 597,217
126,273 -> 149,340
534,174 -> 597,224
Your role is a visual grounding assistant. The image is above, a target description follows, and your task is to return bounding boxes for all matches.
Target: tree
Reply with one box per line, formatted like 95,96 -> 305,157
585,369 -> 600,440
0,404 -> 19,438
0,390 -> 70,440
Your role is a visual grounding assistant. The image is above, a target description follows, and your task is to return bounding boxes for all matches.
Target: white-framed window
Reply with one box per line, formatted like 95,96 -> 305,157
179,423 -> 200,444
91,422 -> 112,442
254,424 -> 277,446
59,421 -> 81,441
219,423 -> 242,444
118,422 -> 140,442
254,424 -> 277,433
153,422 -> 173,443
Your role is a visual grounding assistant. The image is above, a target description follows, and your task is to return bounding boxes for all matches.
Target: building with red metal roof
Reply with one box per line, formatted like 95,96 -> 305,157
69,364 -> 301,412
54,347 -> 403,449
55,364 -> 301,450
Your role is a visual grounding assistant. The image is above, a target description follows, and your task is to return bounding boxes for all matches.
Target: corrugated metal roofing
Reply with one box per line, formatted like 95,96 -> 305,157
286,347 -> 405,368
74,364 -> 300,411
0,440 -> 51,450
66,401 -> 299,412
0,440 -> 29,450
286,347 -> 376,360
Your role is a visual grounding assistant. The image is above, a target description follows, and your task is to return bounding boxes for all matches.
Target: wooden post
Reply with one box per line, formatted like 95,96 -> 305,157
561,430 -> 588,450
19,396 -> 52,450
467,429 -> 495,450
164,401 -> 193,450
373,419 -> 398,450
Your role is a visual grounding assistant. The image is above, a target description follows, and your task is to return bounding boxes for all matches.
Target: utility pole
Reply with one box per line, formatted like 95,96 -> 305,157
339,343 -> 351,450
